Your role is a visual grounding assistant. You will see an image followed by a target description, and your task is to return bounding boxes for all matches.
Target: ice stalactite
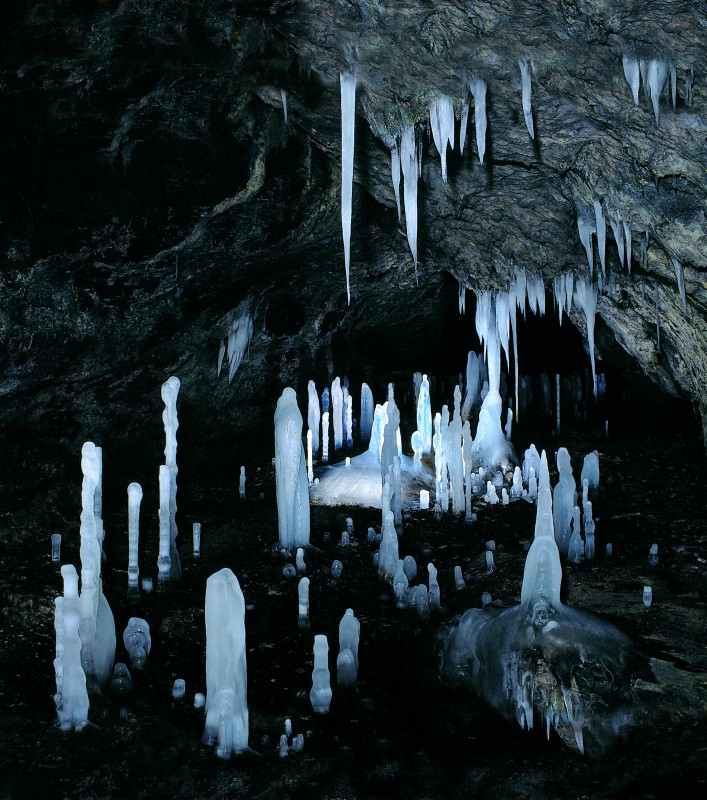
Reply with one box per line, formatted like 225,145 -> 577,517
281,89 -> 288,124
624,221 -> 632,274
203,568 -> 249,757
458,278 -> 466,314
553,273 -> 574,326
508,275 -> 521,421
574,277 -> 598,395
429,95 -> 455,183
647,59 -> 668,125
608,213 -> 625,270
459,98 -> 469,154
390,143 -> 401,222
670,63 -> 677,110
672,256 -> 687,318
401,125 -> 419,270
622,56 -> 640,105
593,199 -> 606,279
519,59 -> 534,139
127,482 -> 142,587
470,77 -> 487,164
576,202 -> 596,276
340,71 -> 356,304
224,310 -> 253,384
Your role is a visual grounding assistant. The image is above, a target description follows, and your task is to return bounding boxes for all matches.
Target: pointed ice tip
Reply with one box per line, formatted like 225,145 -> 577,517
574,723 -> 585,755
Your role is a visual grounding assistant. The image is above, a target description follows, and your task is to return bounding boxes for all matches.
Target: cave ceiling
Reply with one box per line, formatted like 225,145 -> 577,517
0,0 -> 705,450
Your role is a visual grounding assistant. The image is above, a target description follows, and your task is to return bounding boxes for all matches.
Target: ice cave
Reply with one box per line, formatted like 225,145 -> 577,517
0,2 -> 706,799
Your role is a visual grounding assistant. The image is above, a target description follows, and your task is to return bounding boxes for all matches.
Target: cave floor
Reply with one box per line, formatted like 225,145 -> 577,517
0,400 -> 706,800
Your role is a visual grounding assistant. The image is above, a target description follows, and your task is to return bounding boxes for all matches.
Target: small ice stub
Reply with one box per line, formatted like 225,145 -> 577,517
580,450 -> 600,489
642,586 -> 652,609
331,560 -> 343,578
274,388 -> 311,550
310,634 -> 332,714
110,663 -> 133,696
239,466 -> 246,499
298,577 -> 310,627
454,565 -> 465,590
337,609 -> 360,686
51,532 -> 62,563
172,679 -> 186,700
123,617 -> 151,670
296,548 -> 306,572
203,568 -> 249,757
420,489 -> 430,510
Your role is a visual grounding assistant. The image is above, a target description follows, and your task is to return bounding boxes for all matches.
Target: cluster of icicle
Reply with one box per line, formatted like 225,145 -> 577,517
341,63 -> 535,289
621,56 -> 682,125
217,303 -> 253,383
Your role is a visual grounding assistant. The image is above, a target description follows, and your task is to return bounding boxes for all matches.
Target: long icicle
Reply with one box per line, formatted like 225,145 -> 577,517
340,72 -> 356,305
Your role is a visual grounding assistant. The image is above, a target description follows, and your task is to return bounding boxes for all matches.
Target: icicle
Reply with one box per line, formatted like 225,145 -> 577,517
509,276 -> 520,422
623,221 -> 632,274
574,277 -> 598,395
217,340 -> 225,377
391,144 -> 401,222
672,256 -> 687,318
515,268 -> 527,316
553,276 -> 565,326
281,89 -> 288,124
470,78 -> 487,164
647,59 -> 668,125
608,214 -> 625,270
622,56 -> 640,105
593,198 -> 606,278
340,72 -> 356,305
429,95 -> 455,183
563,272 -> 574,316
459,98 -> 469,154
495,291 -> 510,369
401,125 -> 418,270
670,62 -> 677,111
458,279 -> 466,315
576,202 -> 595,276
519,60 -> 534,139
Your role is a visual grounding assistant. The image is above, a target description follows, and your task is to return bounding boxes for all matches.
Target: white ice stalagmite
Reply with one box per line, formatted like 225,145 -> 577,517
448,387 -> 465,514
581,450 -> 600,489
342,384 -> 350,446
553,448 -> 576,557
307,380 -> 321,455
127,482 -> 142,587
574,277 -> 598,395
519,59 -> 534,139
123,617 -> 151,670
401,125 -> 419,270
346,394 -> 353,449
298,577 -> 310,629
337,608 -> 360,687
275,388 -> 311,551
310,634 -> 332,714
368,403 -> 388,461
622,56 -> 641,105
307,430 -> 314,485
417,374 -> 432,453
340,71 -> 356,304
94,446 -> 104,556
378,475 -> 399,580
391,144 -> 402,221
360,383 -> 374,443
203,568 -> 249,757
470,77 -> 487,164
332,377 -> 344,451
647,59 -> 668,125
672,256 -> 687,318
321,411 -> 330,464
79,441 -> 115,691
157,464 -> 172,582
429,94 -> 454,183
161,375 -> 181,580
576,201 -> 596,276
55,564 -> 89,731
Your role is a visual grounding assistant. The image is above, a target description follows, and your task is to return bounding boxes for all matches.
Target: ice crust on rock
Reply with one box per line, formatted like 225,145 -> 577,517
275,388 -> 311,550
203,568 -> 249,757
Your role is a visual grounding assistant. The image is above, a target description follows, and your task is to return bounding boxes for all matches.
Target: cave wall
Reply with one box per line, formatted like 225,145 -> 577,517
0,0 -> 705,461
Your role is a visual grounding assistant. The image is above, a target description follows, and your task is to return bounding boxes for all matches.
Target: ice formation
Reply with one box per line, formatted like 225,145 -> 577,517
127,482 -> 142,586
161,376 -> 181,580
274,388 -> 311,550
580,450 -> 600,489
360,383 -> 374,443
280,88 -> 287,124
470,78 -> 487,163
622,56 -> 641,105
390,144 -> 401,221
460,97 -> 469,154
55,564 -> 90,731
346,394 -> 353,448
239,466 -> 246,499
332,377 -> 344,451
458,279 -> 466,314
310,634 -> 332,714
123,617 -> 151,670
593,199 -> 606,278
337,608 -> 360,687
340,71 -> 356,304
417,374 -> 432,453
157,464 -> 172,582
400,125 -> 419,269
553,448 -> 576,557
307,381 -> 321,455
321,411 -> 329,463
608,213 -> 625,270
203,568 -> 249,757
518,60 -> 534,138
576,201 -> 596,275
79,442 -> 116,691
647,59 -> 668,125
223,311 -> 253,383
672,256 -> 687,318
51,532 -> 61,562
298,577 -> 310,628
429,95 -> 454,183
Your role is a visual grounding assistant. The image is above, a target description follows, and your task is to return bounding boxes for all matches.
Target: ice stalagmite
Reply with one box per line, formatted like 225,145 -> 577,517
161,376 -> 181,580
55,565 -> 89,731
390,144 -> 401,222
461,352 -> 480,422
203,568 -> 249,758
574,277 -> 598,395
307,380 -> 321,455
470,78 -> 487,164
519,60 -> 534,139
593,199 -> 606,279
275,388 -> 311,550
127,482 -> 142,587
401,125 -> 418,270
622,56 -> 640,105
360,383 -> 374,443
340,71 -> 356,304
429,95 -> 454,183
332,377 -> 343,451
417,374 -> 432,453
